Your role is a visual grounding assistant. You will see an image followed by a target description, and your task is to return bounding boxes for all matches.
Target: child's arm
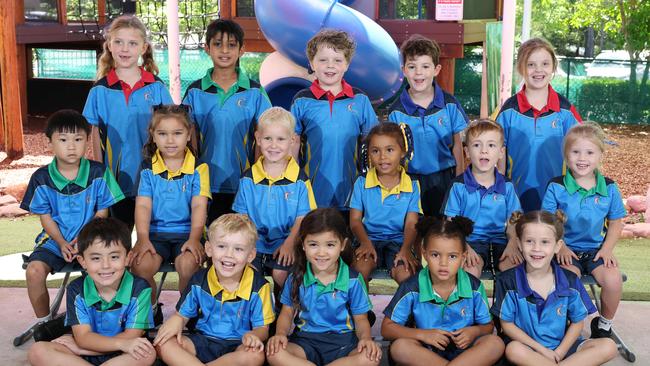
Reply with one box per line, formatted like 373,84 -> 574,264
595,218 -> 623,268
275,216 -> 303,267
132,196 -> 156,265
242,326 -> 269,353
153,312 -> 187,347
353,313 -> 382,362
553,321 -> 583,361
501,221 -> 523,266
91,127 -> 103,162
180,195 -> 208,264
266,304 -> 294,356
39,214 -> 76,262
72,324 -> 153,361
394,212 -> 420,275
349,208 -> 377,263
501,321 -> 560,362
93,208 -> 109,218
381,316 -> 452,350
452,132 -> 464,176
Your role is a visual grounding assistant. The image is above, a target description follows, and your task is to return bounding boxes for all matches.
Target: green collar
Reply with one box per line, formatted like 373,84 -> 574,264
304,258 -> 349,294
201,67 -> 251,92
418,267 -> 473,304
48,158 -> 90,191
83,270 -> 134,311
564,170 -> 608,197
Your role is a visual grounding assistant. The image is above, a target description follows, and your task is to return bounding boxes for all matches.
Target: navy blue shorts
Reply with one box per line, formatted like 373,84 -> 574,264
413,167 -> 456,217
150,232 -> 193,264
82,351 -> 121,365
425,341 -> 465,361
186,333 -> 241,363
289,331 -> 358,366
469,241 -> 506,273
571,249 -> 605,275
28,247 -> 80,273
251,252 -> 290,275
564,338 -> 587,358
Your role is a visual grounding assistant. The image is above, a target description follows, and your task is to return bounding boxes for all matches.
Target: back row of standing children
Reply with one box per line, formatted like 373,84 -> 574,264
21,14 -> 626,366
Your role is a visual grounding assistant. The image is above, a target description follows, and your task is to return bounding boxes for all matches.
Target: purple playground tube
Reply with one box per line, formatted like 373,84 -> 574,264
254,0 -> 402,103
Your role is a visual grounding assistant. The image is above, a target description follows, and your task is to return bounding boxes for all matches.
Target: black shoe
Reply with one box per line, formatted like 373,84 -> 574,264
590,317 -> 613,339
154,303 -> 164,327
367,310 -> 377,327
186,316 -> 198,332
33,314 -> 70,342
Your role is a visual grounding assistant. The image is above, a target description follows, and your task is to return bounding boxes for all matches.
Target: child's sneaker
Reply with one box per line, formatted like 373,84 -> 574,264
590,316 -> 613,339
33,314 -> 70,342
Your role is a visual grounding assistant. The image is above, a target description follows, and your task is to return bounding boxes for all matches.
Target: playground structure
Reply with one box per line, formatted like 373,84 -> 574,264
1,0 -> 504,159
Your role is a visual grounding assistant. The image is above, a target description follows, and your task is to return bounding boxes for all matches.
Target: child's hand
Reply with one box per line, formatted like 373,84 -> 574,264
556,246 -> 578,266
52,334 -> 102,356
538,346 -> 561,363
464,246 -> 481,268
418,329 -> 451,350
356,337 -> 382,362
274,241 -> 295,267
355,242 -> 377,263
181,238 -> 204,265
501,240 -> 523,265
393,249 -> 419,275
266,335 -> 288,356
594,248 -> 617,268
58,241 -> 78,262
153,314 -> 184,347
120,337 -> 155,361
451,326 -> 480,349
242,332 -> 264,352
130,239 -> 156,266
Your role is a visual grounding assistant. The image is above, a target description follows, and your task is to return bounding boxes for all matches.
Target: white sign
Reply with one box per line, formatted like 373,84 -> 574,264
435,0 -> 464,21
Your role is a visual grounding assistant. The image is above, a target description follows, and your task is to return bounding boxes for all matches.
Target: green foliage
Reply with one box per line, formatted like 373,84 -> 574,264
454,55 -> 482,116
577,77 -> 650,123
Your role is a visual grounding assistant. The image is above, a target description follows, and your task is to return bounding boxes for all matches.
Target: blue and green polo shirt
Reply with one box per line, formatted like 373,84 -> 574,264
386,81 -> 468,175
496,85 -> 581,212
83,68 -> 174,197
442,166 -> 521,245
136,149 -> 211,233
65,271 -> 154,335
542,171 -> 626,252
291,79 -> 378,210
384,267 -> 491,332
491,262 -> 596,350
232,156 -> 316,254
177,264 -> 275,340
280,259 -> 371,334
182,67 -> 271,194
348,167 -> 422,243
20,158 -> 124,257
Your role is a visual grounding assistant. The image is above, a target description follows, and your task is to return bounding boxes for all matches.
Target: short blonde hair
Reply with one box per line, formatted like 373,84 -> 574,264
306,29 -> 356,63
257,107 -> 296,134
464,119 -> 504,145
562,122 -> 606,160
207,214 -> 258,248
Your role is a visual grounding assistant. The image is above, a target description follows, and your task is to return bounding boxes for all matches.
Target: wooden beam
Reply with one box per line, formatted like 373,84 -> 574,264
0,0 -> 25,158
98,0 -> 106,25
15,0 -> 28,126
437,58 -> 455,94
220,0 -> 233,19
58,0 -> 68,25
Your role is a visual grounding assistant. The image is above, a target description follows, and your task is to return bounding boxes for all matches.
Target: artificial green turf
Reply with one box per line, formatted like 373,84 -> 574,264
1,216 -> 650,300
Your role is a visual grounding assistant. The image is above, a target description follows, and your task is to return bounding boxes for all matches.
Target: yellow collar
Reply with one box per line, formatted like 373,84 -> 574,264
152,149 -> 195,178
207,264 -> 254,301
365,167 -> 413,202
251,156 -> 300,184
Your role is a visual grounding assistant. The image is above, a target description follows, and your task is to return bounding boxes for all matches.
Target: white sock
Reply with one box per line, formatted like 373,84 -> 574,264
598,316 -> 613,331
36,313 -> 51,323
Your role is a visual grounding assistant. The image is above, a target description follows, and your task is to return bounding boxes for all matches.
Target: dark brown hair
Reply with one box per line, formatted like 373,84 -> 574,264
143,105 -> 197,163
509,210 -> 566,241
416,216 -> 474,252
400,34 -> 441,66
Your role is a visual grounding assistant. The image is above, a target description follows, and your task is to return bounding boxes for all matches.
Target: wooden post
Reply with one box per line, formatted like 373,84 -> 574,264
437,57 -> 455,94
0,0 -> 25,158
15,0 -> 28,138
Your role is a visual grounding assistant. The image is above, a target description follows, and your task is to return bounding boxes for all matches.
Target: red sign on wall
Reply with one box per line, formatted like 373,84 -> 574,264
435,0 -> 464,21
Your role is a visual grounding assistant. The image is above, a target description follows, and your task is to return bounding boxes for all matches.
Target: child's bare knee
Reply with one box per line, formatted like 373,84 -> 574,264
26,262 -> 49,283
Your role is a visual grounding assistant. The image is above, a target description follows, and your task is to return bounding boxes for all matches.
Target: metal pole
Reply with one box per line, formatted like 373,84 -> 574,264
521,0 -> 532,41
166,0 -> 181,103
499,0 -> 516,107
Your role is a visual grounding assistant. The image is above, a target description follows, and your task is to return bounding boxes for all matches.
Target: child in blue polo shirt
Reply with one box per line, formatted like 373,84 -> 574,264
183,19 -> 271,226
22,110 -> 124,327
492,210 -> 617,365
542,123 -> 626,339
496,38 -> 582,212
442,119 -> 522,278
382,216 -> 504,365
267,208 -> 382,366
349,123 -> 421,284
28,217 -> 155,366
130,105 -> 210,309
83,15 -> 173,230
154,214 -> 275,366
387,34 -> 468,217
291,29 -> 378,213
233,107 -> 316,299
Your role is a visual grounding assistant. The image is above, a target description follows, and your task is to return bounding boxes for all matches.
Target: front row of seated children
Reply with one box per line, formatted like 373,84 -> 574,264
28,208 -> 619,366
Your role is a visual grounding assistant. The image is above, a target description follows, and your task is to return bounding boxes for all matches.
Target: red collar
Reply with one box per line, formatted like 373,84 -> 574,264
106,67 -> 155,86
516,85 -> 560,117
309,79 -> 355,100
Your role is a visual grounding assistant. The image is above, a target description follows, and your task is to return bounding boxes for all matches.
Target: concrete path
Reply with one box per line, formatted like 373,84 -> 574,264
1,289 -> 645,365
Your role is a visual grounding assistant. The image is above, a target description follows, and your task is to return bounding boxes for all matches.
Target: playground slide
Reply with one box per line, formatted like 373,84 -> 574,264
254,0 -> 402,104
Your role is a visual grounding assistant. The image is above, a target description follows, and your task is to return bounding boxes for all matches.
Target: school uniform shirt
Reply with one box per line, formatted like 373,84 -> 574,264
384,267 -> 491,332
490,262 -> 596,350
387,82 -> 468,175
183,67 -> 271,194
20,158 -> 124,257
442,166 -> 521,244
541,171 -> 626,252
177,265 -> 275,340
83,68 -> 173,197
496,85 -> 581,212
348,167 -> 422,243
136,149 -> 211,234
65,271 -> 154,334
232,157 -> 316,254
281,259 -> 371,334
291,79 -> 378,209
